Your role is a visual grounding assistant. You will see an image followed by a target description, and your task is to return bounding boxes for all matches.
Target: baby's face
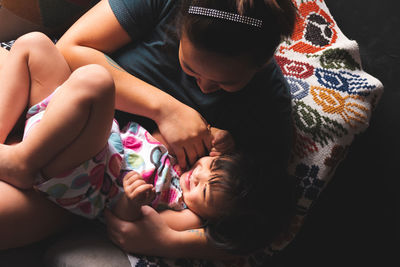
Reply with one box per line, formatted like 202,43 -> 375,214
179,156 -> 228,219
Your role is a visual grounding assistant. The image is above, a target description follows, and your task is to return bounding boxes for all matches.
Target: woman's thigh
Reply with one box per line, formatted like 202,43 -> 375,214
0,47 -> 8,70
0,180 -> 82,249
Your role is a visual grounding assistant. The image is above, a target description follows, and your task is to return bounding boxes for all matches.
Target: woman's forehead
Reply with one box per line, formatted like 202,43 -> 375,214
179,34 -> 257,82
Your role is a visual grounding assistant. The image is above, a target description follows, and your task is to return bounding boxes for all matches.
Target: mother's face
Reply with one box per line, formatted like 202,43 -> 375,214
178,34 -> 260,94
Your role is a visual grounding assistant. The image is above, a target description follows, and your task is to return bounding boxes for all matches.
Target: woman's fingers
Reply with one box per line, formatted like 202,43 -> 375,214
203,129 -> 213,153
104,209 -> 126,246
185,146 -> 198,167
174,146 -> 187,170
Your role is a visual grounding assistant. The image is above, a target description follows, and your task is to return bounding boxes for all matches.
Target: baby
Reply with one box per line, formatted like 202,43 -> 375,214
0,32 -> 264,253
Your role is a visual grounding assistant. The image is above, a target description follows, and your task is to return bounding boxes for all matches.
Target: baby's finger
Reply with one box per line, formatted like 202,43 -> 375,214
123,171 -> 143,184
124,178 -> 147,192
133,184 -> 155,202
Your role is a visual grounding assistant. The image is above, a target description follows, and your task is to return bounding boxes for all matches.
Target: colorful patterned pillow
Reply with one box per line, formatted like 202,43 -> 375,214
263,0 -> 383,255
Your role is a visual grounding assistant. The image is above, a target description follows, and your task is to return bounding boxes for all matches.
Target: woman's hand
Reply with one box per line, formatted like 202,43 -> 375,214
155,102 -> 213,170
105,206 -> 218,258
104,206 -> 178,257
209,127 -> 235,156
104,206 -> 235,259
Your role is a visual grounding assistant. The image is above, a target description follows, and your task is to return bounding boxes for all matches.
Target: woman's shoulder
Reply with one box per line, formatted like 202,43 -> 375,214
109,0 -> 177,19
108,0 -> 179,39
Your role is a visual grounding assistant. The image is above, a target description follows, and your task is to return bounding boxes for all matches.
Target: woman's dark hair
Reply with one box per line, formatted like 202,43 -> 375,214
178,0 -> 297,66
202,151 -> 296,254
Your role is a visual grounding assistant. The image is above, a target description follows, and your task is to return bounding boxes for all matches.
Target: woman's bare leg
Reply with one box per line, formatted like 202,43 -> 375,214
0,47 -> 7,70
0,37 -> 113,249
0,64 -> 115,189
0,180 -> 82,249
0,126 -> 77,250
0,32 -> 71,143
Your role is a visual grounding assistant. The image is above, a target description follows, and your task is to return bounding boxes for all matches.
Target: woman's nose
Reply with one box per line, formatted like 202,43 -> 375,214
196,78 -> 220,94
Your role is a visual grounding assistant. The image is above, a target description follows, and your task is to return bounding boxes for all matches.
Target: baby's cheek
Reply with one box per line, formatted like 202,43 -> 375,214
183,196 -> 195,210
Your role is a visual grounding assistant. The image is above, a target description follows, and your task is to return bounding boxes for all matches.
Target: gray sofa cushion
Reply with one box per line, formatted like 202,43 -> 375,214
44,222 -> 130,267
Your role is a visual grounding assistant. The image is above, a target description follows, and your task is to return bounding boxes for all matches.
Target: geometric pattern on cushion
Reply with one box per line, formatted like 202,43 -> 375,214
0,0 -> 384,266
265,0 -> 383,256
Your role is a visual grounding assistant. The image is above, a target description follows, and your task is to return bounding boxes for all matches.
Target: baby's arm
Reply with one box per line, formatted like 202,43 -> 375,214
113,171 -> 155,221
159,208 -> 203,231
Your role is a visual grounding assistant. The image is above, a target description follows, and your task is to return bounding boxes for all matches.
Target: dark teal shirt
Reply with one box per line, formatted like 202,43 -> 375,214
108,0 -> 293,172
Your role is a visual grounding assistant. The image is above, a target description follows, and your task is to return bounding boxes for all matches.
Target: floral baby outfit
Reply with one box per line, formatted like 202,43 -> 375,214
24,90 -> 186,219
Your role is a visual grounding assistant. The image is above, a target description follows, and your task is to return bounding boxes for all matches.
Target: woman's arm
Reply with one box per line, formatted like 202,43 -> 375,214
57,0 -> 212,169
56,0 -> 172,120
104,206 -> 237,260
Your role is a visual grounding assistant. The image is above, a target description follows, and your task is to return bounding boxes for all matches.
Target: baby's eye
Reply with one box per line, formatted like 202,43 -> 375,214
210,158 -> 216,170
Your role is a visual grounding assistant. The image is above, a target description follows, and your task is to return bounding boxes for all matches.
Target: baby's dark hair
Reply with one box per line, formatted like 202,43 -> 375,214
203,151 -> 296,254
178,0 -> 297,66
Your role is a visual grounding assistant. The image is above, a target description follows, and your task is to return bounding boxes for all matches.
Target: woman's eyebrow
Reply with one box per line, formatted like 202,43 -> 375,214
182,60 -> 236,85
182,60 -> 198,74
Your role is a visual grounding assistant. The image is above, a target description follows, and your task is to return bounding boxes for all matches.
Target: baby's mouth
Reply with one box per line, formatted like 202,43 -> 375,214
186,170 -> 193,190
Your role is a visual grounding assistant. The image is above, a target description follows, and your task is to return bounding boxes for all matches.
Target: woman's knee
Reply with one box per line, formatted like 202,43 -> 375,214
68,64 -> 115,98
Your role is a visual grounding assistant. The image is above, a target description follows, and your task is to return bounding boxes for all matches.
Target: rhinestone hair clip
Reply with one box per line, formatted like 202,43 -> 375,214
188,6 -> 263,28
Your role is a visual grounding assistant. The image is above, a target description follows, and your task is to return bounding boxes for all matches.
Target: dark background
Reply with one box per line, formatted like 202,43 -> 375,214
274,1 -> 399,266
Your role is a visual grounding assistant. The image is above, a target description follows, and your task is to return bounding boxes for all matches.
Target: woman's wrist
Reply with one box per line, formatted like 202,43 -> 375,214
152,95 -> 184,125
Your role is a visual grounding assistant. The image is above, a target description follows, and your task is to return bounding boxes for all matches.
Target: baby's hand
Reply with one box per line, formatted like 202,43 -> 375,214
209,127 -> 235,156
123,171 -> 156,206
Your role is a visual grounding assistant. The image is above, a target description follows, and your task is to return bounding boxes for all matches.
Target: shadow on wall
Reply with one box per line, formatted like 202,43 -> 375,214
0,0 -> 97,42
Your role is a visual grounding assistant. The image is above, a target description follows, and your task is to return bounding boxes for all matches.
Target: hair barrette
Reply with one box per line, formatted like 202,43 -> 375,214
188,6 -> 263,28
